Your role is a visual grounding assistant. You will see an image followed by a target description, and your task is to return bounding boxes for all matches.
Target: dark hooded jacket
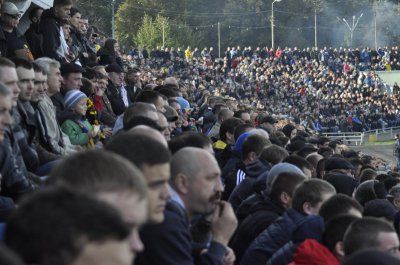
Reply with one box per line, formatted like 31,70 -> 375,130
240,208 -> 318,265
228,159 -> 271,211
230,196 -> 286,264
39,8 -> 63,62
266,216 -> 324,265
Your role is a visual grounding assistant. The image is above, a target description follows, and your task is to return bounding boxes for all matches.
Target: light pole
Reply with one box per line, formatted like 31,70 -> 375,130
271,0 -> 282,49
337,13 -> 363,47
111,0 -> 116,39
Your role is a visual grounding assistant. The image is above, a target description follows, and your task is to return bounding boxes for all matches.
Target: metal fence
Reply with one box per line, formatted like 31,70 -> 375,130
322,132 -> 365,146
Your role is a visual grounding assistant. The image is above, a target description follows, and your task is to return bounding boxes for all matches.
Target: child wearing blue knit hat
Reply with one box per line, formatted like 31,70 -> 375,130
60,89 -> 100,149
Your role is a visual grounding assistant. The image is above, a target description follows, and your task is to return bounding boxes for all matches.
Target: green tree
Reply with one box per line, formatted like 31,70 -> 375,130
134,14 -> 199,48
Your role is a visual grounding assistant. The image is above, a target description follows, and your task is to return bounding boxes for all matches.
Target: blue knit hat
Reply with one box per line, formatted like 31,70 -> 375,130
234,131 -> 254,153
176,97 -> 192,113
64,89 -> 87,110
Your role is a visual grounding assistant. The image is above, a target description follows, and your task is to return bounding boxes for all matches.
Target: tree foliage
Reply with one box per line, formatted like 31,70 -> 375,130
77,0 -> 400,49
133,14 -> 199,49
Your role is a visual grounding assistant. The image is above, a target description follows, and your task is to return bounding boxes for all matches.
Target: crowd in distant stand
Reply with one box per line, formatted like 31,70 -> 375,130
122,45 -> 400,133
1,0 -> 400,265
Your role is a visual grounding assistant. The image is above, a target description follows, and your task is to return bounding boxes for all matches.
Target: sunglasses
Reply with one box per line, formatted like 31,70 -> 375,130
5,13 -> 21,19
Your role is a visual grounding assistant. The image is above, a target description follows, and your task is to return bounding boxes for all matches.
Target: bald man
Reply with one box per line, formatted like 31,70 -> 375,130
136,147 -> 237,265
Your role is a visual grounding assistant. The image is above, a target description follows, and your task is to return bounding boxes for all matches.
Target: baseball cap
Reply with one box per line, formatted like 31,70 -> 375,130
2,2 -> 22,16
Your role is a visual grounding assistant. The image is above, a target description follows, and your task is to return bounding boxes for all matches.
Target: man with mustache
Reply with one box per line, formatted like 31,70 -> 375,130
136,147 -> 238,265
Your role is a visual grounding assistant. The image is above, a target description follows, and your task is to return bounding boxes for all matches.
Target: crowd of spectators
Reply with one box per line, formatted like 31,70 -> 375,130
122,45 -> 400,133
1,0 -> 400,265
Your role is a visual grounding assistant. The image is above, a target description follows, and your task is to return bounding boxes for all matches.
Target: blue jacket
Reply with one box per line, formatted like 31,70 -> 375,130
266,215 -> 324,265
240,208 -> 320,265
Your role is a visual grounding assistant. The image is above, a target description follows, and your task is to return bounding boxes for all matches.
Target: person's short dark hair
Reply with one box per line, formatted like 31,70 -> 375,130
318,146 -> 334,158
218,108 -> 233,122
168,132 -> 212,154
234,123 -> 254,142
69,6 -> 80,17
286,140 -> 306,154
283,155 -> 314,175
269,172 -> 306,203
219,117 -> 244,143
168,98 -> 179,106
60,63 -> 84,76
124,116 -> 162,131
123,102 -> 157,129
325,157 -> 354,171
80,77 -> 93,96
354,180 -> 387,206
306,153 -> 322,170
359,168 -> 378,183
278,136 -> 290,146
83,67 -> 105,80
47,150 -> 147,197
342,150 -> 359,159
343,217 -> 396,256
10,57 -> 33,70
292,179 -> 336,214
28,7 -> 44,22
319,194 -> 363,223
296,145 -> 318,158
363,199 -> 397,221
135,90 -> 162,104
318,136 -> 330,147
281,123 -> 296,138
4,187 -> 130,265
106,133 -> 170,169
157,87 -> 178,98
53,0 -> 73,7
233,109 -> 249,119
126,67 -> 140,75
0,244 -> 25,265
376,174 -> 391,183
212,103 -> 227,115
342,250 -> 400,265
241,134 -> 270,161
322,215 -> 360,254
384,178 -> 400,193
260,144 -> 289,165
291,135 -> 306,143
328,140 -> 340,150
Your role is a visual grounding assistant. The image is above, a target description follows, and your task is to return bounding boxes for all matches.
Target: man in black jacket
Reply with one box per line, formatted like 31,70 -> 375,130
230,172 -> 306,264
136,147 -> 238,265
105,63 -> 127,116
39,0 -> 72,62
24,7 -> 43,59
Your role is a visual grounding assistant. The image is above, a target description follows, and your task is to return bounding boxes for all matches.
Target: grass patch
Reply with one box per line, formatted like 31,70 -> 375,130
367,140 -> 396,145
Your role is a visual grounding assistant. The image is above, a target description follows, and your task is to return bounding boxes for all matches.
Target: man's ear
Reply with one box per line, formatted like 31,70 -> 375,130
334,241 -> 345,258
302,201 -> 313,215
173,173 -> 189,195
247,151 -> 257,163
394,198 -> 400,209
279,192 -> 291,207
226,132 -> 234,143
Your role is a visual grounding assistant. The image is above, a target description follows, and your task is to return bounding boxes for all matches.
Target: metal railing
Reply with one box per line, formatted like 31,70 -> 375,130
322,132 -> 365,146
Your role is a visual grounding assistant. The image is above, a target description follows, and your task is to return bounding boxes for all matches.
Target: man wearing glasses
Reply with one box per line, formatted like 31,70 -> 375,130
0,2 -> 33,60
